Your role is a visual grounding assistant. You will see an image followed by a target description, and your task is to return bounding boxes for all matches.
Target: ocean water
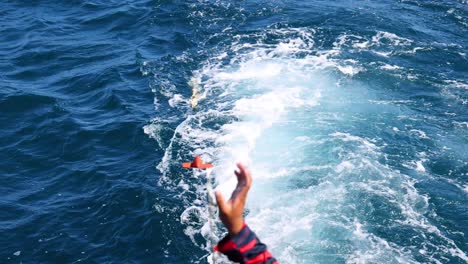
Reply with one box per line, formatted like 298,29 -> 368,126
1,0 -> 467,263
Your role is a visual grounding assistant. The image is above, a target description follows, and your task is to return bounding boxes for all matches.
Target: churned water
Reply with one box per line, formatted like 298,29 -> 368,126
1,0 -> 467,263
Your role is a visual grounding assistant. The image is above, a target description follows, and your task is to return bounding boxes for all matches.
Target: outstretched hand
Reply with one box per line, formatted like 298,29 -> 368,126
215,163 -> 252,236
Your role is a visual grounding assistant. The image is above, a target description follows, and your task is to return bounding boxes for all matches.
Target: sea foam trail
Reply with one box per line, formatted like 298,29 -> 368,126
146,27 -> 467,263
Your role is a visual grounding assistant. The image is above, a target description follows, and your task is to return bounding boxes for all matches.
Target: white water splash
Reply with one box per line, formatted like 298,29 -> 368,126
147,26 -> 468,263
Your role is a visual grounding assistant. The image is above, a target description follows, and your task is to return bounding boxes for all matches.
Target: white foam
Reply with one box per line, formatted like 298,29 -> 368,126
334,31 -> 413,59
294,136 -> 311,142
373,50 -> 393,57
330,132 -> 378,152
168,94 -> 185,108
369,100 -> 412,105
415,160 -> 426,172
406,47 -> 425,54
337,65 -> 363,76
372,31 -> 413,46
216,62 -> 283,81
380,64 -> 402,70
348,219 -> 417,264
149,26 -> 467,263
409,129 -> 429,139
263,165 -> 331,179
445,80 -> 468,90
335,161 -> 355,173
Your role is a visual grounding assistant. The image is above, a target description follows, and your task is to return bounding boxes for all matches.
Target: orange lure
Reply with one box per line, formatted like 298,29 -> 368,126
182,156 -> 214,169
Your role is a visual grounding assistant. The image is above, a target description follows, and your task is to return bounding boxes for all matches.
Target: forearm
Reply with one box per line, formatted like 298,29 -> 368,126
215,223 -> 278,264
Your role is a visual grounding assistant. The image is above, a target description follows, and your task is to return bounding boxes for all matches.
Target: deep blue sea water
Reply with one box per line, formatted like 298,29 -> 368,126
1,0 -> 467,263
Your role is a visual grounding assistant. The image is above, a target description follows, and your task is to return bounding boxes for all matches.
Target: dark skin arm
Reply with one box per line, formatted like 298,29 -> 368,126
215,163 -> 252,236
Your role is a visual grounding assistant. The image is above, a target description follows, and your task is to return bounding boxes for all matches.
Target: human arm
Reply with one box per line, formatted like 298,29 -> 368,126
214,163 -> 278,264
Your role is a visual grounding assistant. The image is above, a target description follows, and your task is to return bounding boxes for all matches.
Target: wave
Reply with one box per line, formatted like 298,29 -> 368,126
145,23 -> 467,263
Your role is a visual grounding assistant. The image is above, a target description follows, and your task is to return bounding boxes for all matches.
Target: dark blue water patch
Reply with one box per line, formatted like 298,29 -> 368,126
0,93 -> 57,114
0,0 -> 206,262
1,0 -> 467,263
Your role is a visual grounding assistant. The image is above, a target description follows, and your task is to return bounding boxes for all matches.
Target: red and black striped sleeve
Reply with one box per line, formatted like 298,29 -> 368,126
214,223 -> 278,264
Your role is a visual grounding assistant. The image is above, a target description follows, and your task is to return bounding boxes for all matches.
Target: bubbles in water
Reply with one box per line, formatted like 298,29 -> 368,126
148,25 -> 468,263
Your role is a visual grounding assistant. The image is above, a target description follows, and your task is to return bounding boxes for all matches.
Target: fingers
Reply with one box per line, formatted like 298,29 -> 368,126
215,190 -> 228,214
233,163 -> 252,200
235,162 -> 252,188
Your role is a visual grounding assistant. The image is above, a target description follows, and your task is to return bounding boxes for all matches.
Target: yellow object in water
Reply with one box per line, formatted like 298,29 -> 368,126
189,77 -> 200,108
